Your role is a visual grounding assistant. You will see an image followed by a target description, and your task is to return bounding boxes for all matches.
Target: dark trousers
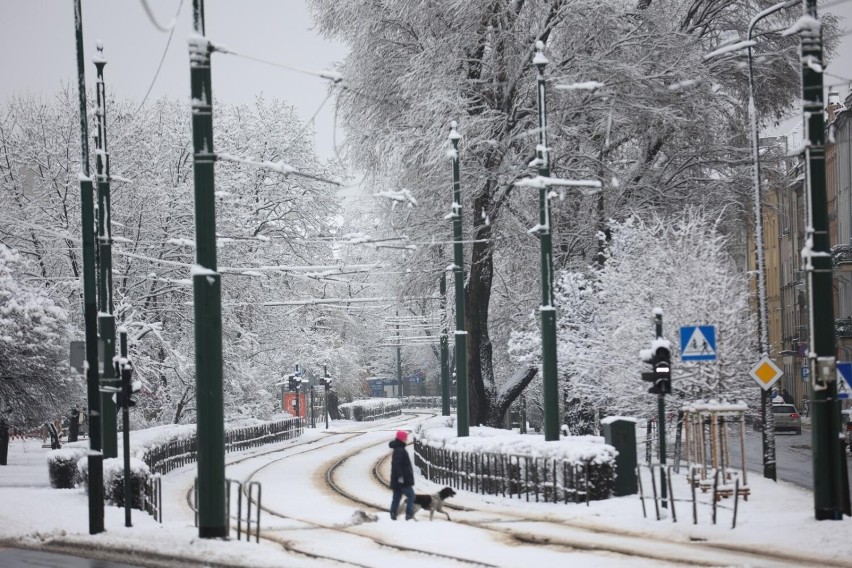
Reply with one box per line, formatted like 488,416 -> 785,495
390,485 -> 415,519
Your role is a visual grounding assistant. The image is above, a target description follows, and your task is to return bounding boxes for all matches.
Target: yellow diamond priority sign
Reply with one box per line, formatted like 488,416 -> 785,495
749,356 -> 783,390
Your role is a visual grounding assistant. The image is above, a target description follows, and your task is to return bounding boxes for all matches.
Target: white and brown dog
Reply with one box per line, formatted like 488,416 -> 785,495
398,486 -> 456,521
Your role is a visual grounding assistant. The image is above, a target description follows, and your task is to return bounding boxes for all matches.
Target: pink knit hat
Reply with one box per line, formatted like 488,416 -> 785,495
395,430 -> 408,443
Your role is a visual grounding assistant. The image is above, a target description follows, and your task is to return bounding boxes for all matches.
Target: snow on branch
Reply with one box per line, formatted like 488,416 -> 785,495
703,40 -> 756,61
781,15 -> 821,38
216,153 -> 342,186
514,176 -> 602,196
373,188 -> 417,207
554,81 -> 604,91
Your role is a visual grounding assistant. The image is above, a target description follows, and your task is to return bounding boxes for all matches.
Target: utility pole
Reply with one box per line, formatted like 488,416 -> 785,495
533,41 -> 560,441
73,0 -> 104,535
189,0 -> 226,538
439,248 -> 450,416
655,311 -> 667,509
747,1 -> 793,483
396,312 -> 402,398
801,0 -> 851,520
323,365 -> 330,429
449,122 -> 469,437
93,41 -> 117,459
118,327 -> 131,528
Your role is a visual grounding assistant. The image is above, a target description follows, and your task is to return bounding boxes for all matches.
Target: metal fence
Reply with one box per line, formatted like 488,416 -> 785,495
138,417 -> 302,522
143,474 -> 163,522
399,396 -> 457,410
413,439 -> 613,504
141,417 -> 302,476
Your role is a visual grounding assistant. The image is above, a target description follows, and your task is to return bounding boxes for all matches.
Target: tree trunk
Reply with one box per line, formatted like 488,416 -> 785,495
466,189 -> 496,427
485,367 -> 539,428
0,416 -> 9,466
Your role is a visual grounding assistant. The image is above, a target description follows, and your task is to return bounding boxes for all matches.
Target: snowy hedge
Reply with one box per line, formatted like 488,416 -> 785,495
338,398 -> 402,421
47,447 -> 88,488
413,417 -> 616,502
76,456 -> 150,509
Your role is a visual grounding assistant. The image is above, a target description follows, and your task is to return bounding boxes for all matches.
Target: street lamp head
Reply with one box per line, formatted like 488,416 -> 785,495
533,40 -> 549,70
448,121 -> 461,143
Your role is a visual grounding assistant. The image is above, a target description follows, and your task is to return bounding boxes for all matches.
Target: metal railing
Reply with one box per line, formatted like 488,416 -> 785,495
413,439 -> 613,503
193,478 -> 262,542
637,464 -> 741,528
399,396 -> 457,410
836,317 -> 852,338
141,417 -> 302,475
832,244 -> 852,267
143,474 -> 162,522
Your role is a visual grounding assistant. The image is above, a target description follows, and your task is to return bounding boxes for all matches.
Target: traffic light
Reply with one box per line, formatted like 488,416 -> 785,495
319,377 -> 332,388
287,374 -> 299,391
641,345 -> 672,395
115,359 -> 140,408
653,346 -> 671,395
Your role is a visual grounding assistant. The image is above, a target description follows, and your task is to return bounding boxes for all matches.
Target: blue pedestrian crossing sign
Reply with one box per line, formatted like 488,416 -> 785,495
838,362 -> 852,389
680,325 -> 717,362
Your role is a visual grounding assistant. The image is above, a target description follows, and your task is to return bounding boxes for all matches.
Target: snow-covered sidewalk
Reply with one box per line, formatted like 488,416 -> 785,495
1,418 -> 851,567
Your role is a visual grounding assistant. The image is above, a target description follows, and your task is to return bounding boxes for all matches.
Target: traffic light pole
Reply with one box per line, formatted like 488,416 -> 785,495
655,311 -> 667,509
801,0 -> 851,520
93,42 -> 117,460
396,313 -> 403,398
449,122 -> 469,437
439,248 -> 450,416
73,0 -> 104,535
118,327 -> 131,527
533,42 -> 559,441
323,365 -> 330,429
189,0 -> 226,538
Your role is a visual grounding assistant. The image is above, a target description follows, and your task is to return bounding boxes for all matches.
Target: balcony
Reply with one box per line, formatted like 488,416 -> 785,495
836,318 -> 852,338
832,244 -> 852,271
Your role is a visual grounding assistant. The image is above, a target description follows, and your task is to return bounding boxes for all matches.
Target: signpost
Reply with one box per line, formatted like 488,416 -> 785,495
749,356 -> 783,390
70,340 -> 105,375
679,325 -> 717,362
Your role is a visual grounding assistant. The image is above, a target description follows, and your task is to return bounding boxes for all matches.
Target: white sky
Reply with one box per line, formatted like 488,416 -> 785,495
0,1 -> 349,159
0,2 -> 850,164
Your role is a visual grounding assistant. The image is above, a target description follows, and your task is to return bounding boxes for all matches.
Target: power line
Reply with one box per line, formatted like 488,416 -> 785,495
133,0 -> 185,116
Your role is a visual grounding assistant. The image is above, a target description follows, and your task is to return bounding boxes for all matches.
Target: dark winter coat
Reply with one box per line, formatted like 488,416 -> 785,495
389,438 -> 414,489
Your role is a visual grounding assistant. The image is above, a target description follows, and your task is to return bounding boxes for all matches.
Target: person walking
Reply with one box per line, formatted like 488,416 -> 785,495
389,430 -> 415,520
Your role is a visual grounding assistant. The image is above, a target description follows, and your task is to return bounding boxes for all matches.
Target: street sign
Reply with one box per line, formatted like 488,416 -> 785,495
801,366 -> 810,381
837,362 -> 852,389
680,325 -> 717,361
70,340 -> 105,375
749,356 -> 783,390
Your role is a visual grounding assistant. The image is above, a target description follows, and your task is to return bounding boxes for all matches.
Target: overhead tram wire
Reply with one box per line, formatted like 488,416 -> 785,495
133,0 -> 186,117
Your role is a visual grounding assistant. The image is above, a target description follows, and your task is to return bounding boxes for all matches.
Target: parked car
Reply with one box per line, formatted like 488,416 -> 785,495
752,403 -> 802,434
842,409 -> 852,452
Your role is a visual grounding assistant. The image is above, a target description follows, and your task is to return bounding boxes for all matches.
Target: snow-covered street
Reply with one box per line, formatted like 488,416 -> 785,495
2,413 -> 851,567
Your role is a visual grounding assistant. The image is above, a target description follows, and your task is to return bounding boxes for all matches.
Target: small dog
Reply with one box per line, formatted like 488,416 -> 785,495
398,486 -> 456,521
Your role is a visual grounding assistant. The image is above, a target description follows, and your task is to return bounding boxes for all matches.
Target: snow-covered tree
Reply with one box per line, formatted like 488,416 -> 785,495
0,244 -> 79,437
510,210 -> 758,431
0,90 -> 351,426
308,0 -> 805,427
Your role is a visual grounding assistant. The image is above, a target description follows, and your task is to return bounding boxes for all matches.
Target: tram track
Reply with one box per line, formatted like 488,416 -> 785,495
180,411 -> 845,568
185,411 -> 500,567
364,447 -> 847,568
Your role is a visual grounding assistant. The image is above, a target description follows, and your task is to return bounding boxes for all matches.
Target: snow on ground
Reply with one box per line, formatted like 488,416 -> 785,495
0,413 -> 850,567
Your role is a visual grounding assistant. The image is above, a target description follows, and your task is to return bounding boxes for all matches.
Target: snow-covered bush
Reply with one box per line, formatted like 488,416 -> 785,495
47,447 -> 87,488
413,416 -> 615,501
338,398 -> 402,421
103,457 -> 151,509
